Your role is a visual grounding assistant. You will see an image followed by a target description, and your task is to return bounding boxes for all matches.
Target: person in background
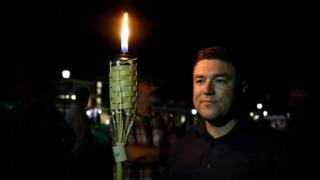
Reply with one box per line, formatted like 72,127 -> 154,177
123,73 -> 177,180
164,46 -> 288,180
5,72 -> 74,180
285,84 -> 319,180
66,87 -> 92,180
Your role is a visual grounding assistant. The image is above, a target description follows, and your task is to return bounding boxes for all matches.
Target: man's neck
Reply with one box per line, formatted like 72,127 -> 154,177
205,119 -> 238,139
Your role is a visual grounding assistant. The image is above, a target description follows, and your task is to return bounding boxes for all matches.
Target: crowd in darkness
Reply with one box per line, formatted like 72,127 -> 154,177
0,70 -> 113,180
0,54 -> 318,180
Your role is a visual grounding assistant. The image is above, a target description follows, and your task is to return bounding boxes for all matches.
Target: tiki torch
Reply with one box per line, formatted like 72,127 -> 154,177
109,12 -> 137,180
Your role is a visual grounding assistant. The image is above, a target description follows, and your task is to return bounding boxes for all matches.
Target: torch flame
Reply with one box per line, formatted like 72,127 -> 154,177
121,12 -> 129,54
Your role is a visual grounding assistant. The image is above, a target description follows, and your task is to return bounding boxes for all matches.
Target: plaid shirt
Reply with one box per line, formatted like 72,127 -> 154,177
124,111 -> 176,180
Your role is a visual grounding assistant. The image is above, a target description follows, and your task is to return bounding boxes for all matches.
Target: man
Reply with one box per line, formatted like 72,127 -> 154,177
164,46 -> 287,180
66,87 -> 92,180
285,85 -> 319,180
124,73 -> 176,180
6,73 -> 74,180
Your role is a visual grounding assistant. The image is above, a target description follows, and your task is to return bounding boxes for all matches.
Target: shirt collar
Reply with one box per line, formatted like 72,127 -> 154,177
195,120 -> 214,140
195,119 -> 249,140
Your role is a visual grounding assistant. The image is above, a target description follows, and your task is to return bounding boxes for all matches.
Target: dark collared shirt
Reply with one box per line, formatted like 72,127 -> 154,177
164,120 -> 287,180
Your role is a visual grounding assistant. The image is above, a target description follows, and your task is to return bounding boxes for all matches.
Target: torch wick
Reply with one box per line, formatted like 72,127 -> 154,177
121,52 -> 128,56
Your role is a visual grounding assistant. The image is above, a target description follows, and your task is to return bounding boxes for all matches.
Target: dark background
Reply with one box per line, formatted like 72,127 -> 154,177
2,0 -> 319,105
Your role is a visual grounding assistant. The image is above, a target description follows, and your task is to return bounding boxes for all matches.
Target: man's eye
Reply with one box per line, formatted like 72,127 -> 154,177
195,79 -> 204,84
214,79 -> 227,85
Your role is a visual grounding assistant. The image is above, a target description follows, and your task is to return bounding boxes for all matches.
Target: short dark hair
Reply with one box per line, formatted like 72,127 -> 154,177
195,46 -> 248,117
195,46 -> 244,82
196,46 -> 230,63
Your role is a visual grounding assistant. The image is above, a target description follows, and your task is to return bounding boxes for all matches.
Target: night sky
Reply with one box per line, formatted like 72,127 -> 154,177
2,0 -> 319,105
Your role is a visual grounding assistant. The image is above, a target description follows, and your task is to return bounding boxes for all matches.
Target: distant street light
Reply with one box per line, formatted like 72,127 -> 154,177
62,69 -> 71,117
263,110 -> 268,117
191,108 -> 197,115
62,70 -> 71,79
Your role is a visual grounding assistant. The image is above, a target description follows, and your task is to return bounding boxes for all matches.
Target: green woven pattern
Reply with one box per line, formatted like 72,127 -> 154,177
109,58 -> 137,144
109,56 -> 138,180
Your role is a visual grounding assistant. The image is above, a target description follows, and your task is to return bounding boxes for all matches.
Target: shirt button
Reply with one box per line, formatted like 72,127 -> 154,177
206,163 -> 211,168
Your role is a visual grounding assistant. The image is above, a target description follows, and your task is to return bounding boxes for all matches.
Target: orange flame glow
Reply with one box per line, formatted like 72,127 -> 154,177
121,12 -> 129,53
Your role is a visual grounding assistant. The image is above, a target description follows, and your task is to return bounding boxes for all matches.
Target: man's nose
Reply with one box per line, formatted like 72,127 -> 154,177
203,81 -> 215,95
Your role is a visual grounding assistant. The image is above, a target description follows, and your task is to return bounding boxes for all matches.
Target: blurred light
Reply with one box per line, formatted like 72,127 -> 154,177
65,94 -> 70,99
97,88 -> 102,95
90,108 -> 98,120
96,97 -> 102,105
87,97 -> 92,108
100,112 -> 111,125
86,108 -> 98,119
181,115 -> 186,123
62,70 -> 71,79
98,108 -> 102,114
286,112 -> 291,117
249,112 -> 254,117
253,115 -> 260,121
97,81 -> 102,88
71,94 -> 76,100
191,108 -> 197,115
257,103 -> 263,109
263,110 -> 268,117
86,110 -> 91,116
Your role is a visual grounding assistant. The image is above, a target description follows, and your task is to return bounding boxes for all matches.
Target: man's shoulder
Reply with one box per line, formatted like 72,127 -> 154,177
241,120 -> 287,145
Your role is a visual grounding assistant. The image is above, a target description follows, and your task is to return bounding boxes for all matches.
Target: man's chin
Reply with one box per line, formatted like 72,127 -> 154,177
202,114 -> 233,127
206,118 -> 232,127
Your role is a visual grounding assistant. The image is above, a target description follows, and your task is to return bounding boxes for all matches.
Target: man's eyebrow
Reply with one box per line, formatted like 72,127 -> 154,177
213,73 -> 233,79
194,73 -> 233,79
194,74 -> 205,79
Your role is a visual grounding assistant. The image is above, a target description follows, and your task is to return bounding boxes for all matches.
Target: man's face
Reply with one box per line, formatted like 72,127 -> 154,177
138,81 -> 159,105
193,59 -> 237,126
